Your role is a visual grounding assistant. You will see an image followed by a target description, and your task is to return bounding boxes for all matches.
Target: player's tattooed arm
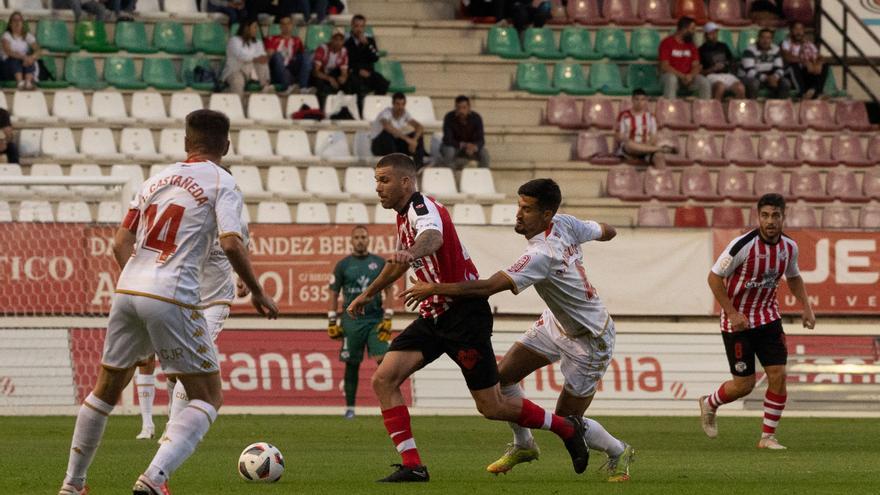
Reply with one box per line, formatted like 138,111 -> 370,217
401,271 -> 515,307
404,229 -> 443,260
112,227 -> 136,269
597,223 -> 616,241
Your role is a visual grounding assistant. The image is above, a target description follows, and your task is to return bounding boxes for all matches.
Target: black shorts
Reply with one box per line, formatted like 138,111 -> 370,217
389,297 -> 499,390
721,319 -> 788,377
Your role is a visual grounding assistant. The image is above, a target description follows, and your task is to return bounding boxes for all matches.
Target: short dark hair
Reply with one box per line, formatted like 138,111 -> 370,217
351,225 -> 368,234
352,14 -> 366,24
185,109 -> 230,155
759,28 -> 774,39
757,193 -> 786,212
518,178 -> 562,214
677,16 -> 695,32
376,153 -> 416,177
392,92 -> 406,103
789,20 -> 803,29
455,95 -> 470,105
631,88 -> 647,97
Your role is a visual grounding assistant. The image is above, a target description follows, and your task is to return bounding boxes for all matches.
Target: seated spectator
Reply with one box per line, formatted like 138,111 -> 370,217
265,15 -> 312,94
311,30 -> 351,108
345,15 -> 389,112
740,28 -> 790,99
748,0 -> 783,27
699,22 -> 745,100
1,12 -> 40,90
370,92 -> 426,169
440,95 -> 489,169
208,0 -> 248,26
615,89 -> 675,169
294,0 -> 329,24
781,21 -> 827,100
51,0 -> 109,22
659,16 -> 711,100
0,107 -> 19,164
505,0 -> 551,33
222,19 -> 273,96
465,0 -> 503,22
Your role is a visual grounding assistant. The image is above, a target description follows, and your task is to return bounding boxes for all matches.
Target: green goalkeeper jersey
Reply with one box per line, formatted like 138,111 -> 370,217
329,253 -> 385,320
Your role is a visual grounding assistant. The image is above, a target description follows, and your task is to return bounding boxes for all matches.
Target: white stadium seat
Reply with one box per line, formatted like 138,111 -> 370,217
9,0 -> 50,15
324,94 -> 362,122
0,91 -> 8,109
247,94 -> 287,125
314,130 -> 353,162
110,164 -> 145,192
30,163 -> 68,197
363,95 -> 392,122
266,166 -> 309,200
92,90 -> 135,124
81,128 -> 125,162
169,92 -> 204,121
12,91 -> 57,124
209,93 -> 251,125
305,166 -> 347,201
136,0 -> 170,19
52,90 -> 91,124
420,167 -> 464,201
286,94 -> 320,117
295,202 -> 330,224
131,91 -> 173,125
460,169 -> 504,201
335,202 -> 369,224
237,129 -> 281,163
256,201 -> 292,223
56,201 -> 93,222
373,204 -> 396,224
163,0 -> 198,14
406,96 -> 441,127
344,167 -> 377,201
120,128 -> 163,162
353,130 -> 374,160
41,128 -> 84,161
231,165 -> 271,199
159,128 -> 186,160
276,130 -> 315,160
149,164 -> 168,177
490,204 -> 518,225
0,201 -> 11,222
97,201 -> 124,223
18,201 -> 54,222
0,164 -> 26,198
452,203 -> 486,225
69,164 -> 112,198
18,129 -> 41,157
240,203 -> 252,223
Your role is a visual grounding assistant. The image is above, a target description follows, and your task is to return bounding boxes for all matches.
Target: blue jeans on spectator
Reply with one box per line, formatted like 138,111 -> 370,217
294,0 -> 328,22
5,58 -> 36,79
269,52 -> 312,90
111,0 -> 136,17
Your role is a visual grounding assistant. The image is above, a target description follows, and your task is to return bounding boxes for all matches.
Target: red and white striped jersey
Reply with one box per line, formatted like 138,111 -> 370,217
616,110 -> 656,144
711,229 -> 800,332
396,192 -> 479,318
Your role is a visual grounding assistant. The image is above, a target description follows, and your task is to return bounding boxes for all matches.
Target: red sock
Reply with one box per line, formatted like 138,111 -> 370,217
707,383 -> 734,410
762,390 -> 786,435
516,399 -> 575,440
381,405 -> 422,467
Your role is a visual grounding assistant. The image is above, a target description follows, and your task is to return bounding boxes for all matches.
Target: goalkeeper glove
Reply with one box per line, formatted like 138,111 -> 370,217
327,311 -> 343,340
376,309 -> 393,342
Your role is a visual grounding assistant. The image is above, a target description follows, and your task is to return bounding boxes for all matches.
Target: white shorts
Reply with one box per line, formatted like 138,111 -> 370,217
203,304 -> 230,342
102,293 -> 219,375
707,73 -> 741,88
518,309 -> 615,397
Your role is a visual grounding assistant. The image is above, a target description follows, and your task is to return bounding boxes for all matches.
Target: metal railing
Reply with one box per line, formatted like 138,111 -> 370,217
815,0 -> 880,104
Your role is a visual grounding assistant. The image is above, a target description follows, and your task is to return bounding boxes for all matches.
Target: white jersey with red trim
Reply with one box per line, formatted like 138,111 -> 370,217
503,214 -> 611,338
396,192 -> 479,318
200,221 -> 250,306
116,160 -> 244,308
711,229 -> 800,332
617,110 -> 656,145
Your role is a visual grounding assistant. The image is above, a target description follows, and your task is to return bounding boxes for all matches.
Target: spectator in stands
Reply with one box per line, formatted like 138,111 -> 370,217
345,15 -> 389,113
312,30 -> 351,108
748,0 -> 783,27
440,95 -> 489,169
699,22 -> 746,100
0,107 -> 19,165
781,21 -> 828,100
504,0 -> 552,33
51,0 -> 109,22
659,16 -> 711,100
1,12 -> 40,91
615,89 -> 675,169
222,18 -> 273,96
465,0 -> 504,22
265,15 -> 312,94
109,0 -> 136,21
293,0 -> 329,24
740,28 -> 791,99
370,92 -> 426,169
208,0 -> 248,26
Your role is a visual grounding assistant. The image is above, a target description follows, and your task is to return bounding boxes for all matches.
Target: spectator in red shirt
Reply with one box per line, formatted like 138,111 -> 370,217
659,16 -> 711,99
311,30 -> 352,109
264,15 -> 312,94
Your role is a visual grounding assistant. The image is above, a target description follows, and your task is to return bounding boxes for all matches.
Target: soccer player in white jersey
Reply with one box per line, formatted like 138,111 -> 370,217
58,110 -> 278,495
402,178 -> 634,482
700,193 -> 815,450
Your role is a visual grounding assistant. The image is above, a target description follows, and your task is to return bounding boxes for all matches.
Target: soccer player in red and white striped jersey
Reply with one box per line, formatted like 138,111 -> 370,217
614,89 -> 676,168
700,193 -> 815,450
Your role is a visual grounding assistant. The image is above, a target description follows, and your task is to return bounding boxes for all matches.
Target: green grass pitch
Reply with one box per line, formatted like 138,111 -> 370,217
5,415 -> 879,494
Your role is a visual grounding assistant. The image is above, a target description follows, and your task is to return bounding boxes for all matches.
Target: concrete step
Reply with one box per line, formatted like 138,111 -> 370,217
356,0 -> 457,21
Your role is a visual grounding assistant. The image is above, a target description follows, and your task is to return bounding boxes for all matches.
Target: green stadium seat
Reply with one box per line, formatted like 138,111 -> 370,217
193,23 -> 227,55
553,63 -> 595,95
717,29 -> 736,53
823,70 -> 848,98
736,28 -> 759,57
0,20 -> 5,34
589,62 -> 629,95
153,21 -> 193,54
182,56 -> 215,91
305,24 -> 333,51
36,57 -> 70,89
560,27 -> 600,60
516,62 -> 558,95
523,27 -> 563,59
375,60 -> 415,93
267,23 -> 282,36
595,28 -> 636,60
487,26 -> 526,59
630,29 -> 661,60
774,28 -> 789,46
115,21 -> 157,54
627,64 -> 663,96
37,19 -> 79,52
74,20 -> 117,53
64,55 -> 107,90
104,56 -> 148,89
143,58 -> 186,90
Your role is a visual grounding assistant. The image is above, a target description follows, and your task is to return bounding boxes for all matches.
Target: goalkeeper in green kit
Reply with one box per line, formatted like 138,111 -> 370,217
328,225 -> 394,419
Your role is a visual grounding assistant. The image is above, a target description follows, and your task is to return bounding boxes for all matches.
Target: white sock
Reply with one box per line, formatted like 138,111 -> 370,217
165,378 -> 176,417
583,417 -> 625,457
136,373 -> 156,429
168,379 -> 190,422
145,400 -> 217,485
501,384 -> 535,447
64,393 -> 114,487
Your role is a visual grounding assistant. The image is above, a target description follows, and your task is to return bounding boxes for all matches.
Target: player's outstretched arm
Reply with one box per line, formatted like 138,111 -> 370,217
401,271 -> 515,308
708,271 -> 747,331
112,227 -> 136,269
347,262 -> 409,317
597,223 -> 616,241
221,235 -> 278,319
785,275 -> 815,329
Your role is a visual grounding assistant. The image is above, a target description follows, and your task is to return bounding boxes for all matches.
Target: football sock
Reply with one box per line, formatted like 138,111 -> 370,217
381,405 -> 422,467
64,393 -> 114,488
706,383 -> 734,410
762,390 -> 787,437
500,384 -> 535,447
165,378 -> 176,416
145,400 -> 217,485
136,372 -> 156,428
344,362 -> 359,408
168,379 -> 190,422
583,418 -> 625,457
517,399 -> 575,440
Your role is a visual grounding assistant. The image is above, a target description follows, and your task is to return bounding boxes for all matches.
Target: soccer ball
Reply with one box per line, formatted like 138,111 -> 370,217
238,442 -> 285,482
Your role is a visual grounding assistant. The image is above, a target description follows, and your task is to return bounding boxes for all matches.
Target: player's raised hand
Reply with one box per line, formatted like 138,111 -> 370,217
389,249 -> 415,265
802,306 -> 816,329
729,311 -> 749,332
251,291 -> 279,319
400,276 -> 434,310
347,292 -> 374,318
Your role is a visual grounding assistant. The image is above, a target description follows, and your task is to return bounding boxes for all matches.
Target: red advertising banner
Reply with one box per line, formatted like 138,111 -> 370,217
713,229 -> 880,315
70,328 -> 412,407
